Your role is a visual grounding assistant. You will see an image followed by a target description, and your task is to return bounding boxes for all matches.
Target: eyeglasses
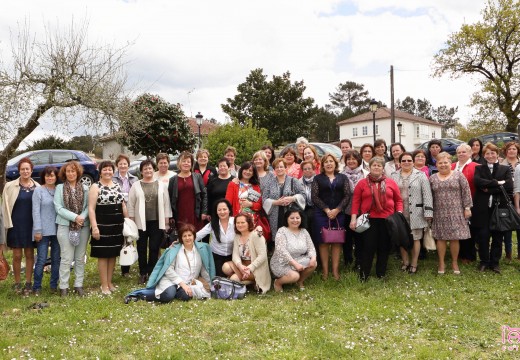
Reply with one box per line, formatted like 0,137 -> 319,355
401,159 -> 413,163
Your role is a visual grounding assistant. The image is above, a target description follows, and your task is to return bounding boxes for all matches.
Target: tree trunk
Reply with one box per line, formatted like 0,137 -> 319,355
0,103 -> 50,193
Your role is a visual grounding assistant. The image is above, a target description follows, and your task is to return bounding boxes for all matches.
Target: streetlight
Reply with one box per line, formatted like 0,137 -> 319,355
369,99 -> 378,143
397,122 -> 403,143
195,112 -> 203,149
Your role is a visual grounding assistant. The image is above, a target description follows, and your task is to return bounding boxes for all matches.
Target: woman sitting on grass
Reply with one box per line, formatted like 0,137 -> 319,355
222,212 -> 271,294
124,223 -> 215,303
271,209 -> 317,292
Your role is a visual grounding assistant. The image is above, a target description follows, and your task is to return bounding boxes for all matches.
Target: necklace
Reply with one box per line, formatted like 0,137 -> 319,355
44,185 -> 56,197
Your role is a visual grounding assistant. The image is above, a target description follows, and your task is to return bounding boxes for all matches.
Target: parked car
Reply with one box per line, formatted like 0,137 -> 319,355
280,142 -> 342,160
6,149 -> 99,186
128,154 -> 179,177
415,138 -> 464,155
478,132 -> 519,146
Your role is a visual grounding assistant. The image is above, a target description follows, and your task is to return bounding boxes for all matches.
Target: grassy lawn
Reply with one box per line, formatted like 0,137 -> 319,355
0,246 -> 519,359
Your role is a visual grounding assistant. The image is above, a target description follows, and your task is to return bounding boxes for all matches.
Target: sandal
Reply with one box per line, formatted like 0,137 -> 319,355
13,283 -> 22,294
408,265 -> 418,274
400,262 -> 410,272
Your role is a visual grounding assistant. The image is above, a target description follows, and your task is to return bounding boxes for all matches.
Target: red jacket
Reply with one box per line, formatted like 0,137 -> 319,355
451,161 -> 479,198
225,181 -> 263,216
351,177 -> 403,218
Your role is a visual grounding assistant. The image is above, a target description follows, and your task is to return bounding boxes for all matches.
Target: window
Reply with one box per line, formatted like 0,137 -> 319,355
29,152 -> 50,166
52,152 -> 76,164
415,124 -> 430,138
375,125 -> 379,135
352,128 -> 358,137
432,131 -> 436,138
362,126 -> 368,136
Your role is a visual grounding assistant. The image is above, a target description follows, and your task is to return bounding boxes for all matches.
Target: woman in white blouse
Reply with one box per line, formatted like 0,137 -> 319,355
125,223 -> 216,303
196,199 -> 235,276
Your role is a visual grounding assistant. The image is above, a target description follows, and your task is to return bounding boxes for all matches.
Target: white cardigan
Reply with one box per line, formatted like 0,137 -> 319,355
127,180 -> 172,231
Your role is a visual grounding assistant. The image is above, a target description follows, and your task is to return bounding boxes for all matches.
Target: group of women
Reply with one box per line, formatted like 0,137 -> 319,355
1,136 -> 518,302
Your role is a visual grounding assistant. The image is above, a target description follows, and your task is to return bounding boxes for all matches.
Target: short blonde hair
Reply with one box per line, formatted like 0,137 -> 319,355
272,158 -> 286,169
196,149 -> 210,160
456,144 -> 472,153
252,150 -> 269,171
436,152 -> 452,162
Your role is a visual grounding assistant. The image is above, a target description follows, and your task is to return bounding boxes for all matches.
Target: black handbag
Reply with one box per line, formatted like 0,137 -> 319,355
489,185 -> 520,232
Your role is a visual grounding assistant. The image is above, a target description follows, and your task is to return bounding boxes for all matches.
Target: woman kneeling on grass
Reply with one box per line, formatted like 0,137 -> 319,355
124,223 -> 215,303
271,209 -> 317,292
222,212 -> 271,294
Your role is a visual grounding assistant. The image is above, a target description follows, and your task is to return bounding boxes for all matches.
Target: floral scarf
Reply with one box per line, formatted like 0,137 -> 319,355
342,165 -> 365,191
63,181 -> 84,231
367,173 -> 387,213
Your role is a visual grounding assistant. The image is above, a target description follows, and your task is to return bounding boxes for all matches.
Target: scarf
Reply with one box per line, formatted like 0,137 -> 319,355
342,165 -> 364,190
367,173 -> 387,213
302,175 -> 314,206
63,181 -> 84,231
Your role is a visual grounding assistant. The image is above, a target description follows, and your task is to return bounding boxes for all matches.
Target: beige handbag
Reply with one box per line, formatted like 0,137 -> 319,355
423,226 -> 436,250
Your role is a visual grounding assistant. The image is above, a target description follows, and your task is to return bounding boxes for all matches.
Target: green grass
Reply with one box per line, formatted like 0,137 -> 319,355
0,246 -> 519,359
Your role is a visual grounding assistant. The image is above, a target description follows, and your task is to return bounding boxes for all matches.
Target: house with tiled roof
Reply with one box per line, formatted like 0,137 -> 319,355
99,117 -> 219,160
337,107 -> 443,151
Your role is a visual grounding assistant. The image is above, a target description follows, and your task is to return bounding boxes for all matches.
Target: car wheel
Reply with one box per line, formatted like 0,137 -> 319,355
80,174 -> 94,187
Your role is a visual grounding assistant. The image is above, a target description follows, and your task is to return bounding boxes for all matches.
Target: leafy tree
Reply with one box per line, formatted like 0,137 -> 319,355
221,68 -> 317,147
433,105 -> 459,137
0,20 -> 129,191
25,135 -> 68,151
311,107 -> 340,142
205,120 -> 271,166
432,0 -> 520,132
396,96 -> 417,115
328,81 -> 371,115
396,96 -> 459,137
396,97 -> 434,119
119,94 -> 196,157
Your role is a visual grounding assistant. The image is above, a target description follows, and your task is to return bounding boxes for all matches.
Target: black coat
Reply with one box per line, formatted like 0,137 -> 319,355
385,212 -> 413,250
472,163 -> 513,228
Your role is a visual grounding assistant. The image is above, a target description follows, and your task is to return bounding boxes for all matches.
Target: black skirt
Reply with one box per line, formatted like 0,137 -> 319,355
90,203 -> 124,258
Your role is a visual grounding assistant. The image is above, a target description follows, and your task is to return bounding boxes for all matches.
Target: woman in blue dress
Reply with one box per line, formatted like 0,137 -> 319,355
2,158 -> 39,295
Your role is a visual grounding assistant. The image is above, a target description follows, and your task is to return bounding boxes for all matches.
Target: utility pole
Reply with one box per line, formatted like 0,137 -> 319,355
390,65 -> 395,143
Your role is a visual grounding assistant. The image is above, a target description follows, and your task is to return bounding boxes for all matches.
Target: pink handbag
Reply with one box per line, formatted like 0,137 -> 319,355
321,219 -> 346,244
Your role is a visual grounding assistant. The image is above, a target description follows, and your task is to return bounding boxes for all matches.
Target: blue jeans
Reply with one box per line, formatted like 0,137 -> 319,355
127,285 -> 192,303
33,235 -> 60,291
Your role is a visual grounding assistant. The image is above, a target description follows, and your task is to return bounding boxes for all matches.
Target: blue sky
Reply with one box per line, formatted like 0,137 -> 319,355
0,0 -> 485,147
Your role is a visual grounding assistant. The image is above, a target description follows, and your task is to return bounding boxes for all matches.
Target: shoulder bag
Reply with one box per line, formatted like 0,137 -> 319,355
490,185 -> 520,232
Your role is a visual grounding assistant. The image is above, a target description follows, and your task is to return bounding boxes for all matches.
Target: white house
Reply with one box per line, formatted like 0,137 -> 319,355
337,107 -> 443,152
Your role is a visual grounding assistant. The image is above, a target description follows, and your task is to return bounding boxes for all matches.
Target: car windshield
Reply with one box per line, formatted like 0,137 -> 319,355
7,152 -> 34,166
318,144 -> 342,158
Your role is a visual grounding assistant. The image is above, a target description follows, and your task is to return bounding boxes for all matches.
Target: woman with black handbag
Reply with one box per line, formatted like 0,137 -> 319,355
311,153 -> 351,280
473,143 -> 514,274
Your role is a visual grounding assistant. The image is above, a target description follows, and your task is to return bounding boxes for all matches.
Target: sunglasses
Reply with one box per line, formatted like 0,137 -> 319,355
401,159 -> 413,163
